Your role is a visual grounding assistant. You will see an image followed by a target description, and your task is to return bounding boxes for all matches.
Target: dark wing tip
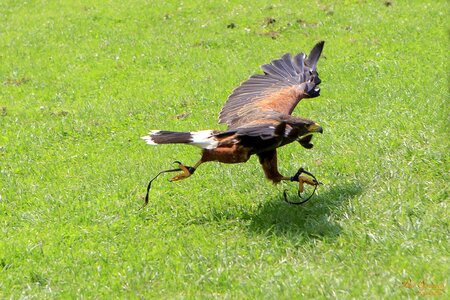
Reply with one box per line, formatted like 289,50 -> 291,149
305,41 -> 325,71
312,41 -> 325,54
316,40 -> 325,48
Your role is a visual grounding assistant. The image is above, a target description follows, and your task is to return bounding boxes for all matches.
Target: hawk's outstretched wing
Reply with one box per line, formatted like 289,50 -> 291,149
218,41 -> 324,129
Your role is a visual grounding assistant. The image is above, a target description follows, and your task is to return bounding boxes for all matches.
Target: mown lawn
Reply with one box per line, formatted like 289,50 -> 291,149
0,0 -> 448,298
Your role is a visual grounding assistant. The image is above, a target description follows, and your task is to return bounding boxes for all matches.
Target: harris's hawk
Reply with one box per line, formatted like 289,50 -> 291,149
142,41 -> 325,199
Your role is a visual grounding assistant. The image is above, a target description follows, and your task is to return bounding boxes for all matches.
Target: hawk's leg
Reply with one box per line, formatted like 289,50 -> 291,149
169,160 -> 203,182
257,150 -> 320,198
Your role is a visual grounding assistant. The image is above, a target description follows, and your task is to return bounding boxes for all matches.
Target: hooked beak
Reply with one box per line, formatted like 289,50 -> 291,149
309,123 -> 323,134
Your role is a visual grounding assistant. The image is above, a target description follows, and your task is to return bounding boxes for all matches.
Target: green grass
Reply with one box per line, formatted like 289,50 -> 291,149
1,0 -> 448,298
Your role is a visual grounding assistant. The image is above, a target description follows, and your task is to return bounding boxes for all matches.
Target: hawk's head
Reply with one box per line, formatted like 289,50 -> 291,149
289,120 -> 322,149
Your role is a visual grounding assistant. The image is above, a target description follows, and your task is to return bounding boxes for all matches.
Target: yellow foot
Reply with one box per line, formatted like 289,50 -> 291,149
169,161 -> 196,182
298,175 -> 320,193
289,167 -> 322,193
284,167 -> 322,205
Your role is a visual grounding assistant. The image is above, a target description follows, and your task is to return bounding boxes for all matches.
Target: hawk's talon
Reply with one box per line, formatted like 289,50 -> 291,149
298,175 -> 320,193
284,167 -> 321,205
169,162 -> 196,182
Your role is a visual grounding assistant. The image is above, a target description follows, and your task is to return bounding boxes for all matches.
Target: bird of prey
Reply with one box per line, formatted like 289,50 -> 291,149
142,41 -> 325,197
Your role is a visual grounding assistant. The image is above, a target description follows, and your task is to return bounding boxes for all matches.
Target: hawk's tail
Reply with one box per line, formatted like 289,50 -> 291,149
141,130 -> 219,150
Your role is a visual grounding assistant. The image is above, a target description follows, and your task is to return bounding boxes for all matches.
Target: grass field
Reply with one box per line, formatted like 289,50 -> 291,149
1,0 -> 448,298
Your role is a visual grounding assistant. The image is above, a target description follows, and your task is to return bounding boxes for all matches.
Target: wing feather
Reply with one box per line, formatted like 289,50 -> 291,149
293,53 -> 305,73
219,41 -> 325,128
305,41 -> 325,71
261,64 -> 288,79
216,120 -> 288,150
281,53 -> 296,74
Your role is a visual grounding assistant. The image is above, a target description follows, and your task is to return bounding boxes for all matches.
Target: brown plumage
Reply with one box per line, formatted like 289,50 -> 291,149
142,41 -> 325,187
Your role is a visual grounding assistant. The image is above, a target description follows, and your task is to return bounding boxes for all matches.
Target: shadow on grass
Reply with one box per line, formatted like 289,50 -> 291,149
245,182 -> 363,240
